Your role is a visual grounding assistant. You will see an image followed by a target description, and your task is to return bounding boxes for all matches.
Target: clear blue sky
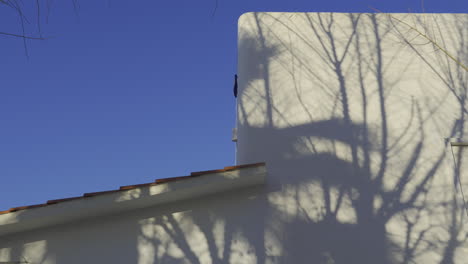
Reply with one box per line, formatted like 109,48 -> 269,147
0,0 -> 466,211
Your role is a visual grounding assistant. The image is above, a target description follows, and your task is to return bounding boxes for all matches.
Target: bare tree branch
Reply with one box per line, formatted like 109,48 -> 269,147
0,31 -> 46,40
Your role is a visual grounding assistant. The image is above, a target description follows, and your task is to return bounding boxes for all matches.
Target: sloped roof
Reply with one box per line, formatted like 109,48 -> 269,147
0,162 -> 265,215
0,162 -> 266,236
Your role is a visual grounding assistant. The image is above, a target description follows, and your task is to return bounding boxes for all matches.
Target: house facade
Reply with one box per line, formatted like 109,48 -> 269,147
1,12 -> 467,264
236,12 -> 468,264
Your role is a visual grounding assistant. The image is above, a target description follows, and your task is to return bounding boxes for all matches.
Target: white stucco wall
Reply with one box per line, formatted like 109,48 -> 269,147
1,12 -> 467,264
0,186 -> 267,264
236,12 -> 468,264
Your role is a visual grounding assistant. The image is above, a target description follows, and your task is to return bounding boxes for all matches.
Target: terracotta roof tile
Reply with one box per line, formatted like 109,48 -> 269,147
190,162 -> 265,176
119,182 -> 157,190
0,203 -> 50,215
156,175 -> 195,183
83,189 -> 122,198
10,204 -> 48,212
0,162 -> 265,216
47,196 -> 82,205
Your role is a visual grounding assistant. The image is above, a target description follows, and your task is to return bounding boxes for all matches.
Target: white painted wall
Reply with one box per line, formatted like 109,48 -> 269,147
236,12 -> 468,264
1,12 -> 467,264
0,186 -> 267,264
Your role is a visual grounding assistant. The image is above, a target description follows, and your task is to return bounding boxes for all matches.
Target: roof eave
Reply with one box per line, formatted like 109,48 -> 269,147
0,165 -> 266,236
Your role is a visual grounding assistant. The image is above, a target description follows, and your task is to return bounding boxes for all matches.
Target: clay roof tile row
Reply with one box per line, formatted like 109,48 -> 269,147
0,162 -> 265,215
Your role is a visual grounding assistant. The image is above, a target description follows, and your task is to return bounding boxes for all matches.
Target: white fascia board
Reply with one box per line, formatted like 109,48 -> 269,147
0,165 -> 266,236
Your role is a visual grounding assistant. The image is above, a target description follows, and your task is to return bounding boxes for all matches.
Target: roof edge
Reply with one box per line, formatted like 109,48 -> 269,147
0,163 -> 266,237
